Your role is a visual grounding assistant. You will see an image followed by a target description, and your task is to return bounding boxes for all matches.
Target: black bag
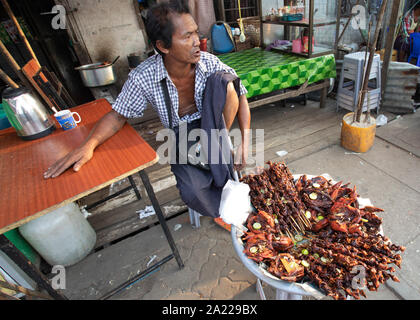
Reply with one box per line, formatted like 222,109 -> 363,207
161,79 -> 210,171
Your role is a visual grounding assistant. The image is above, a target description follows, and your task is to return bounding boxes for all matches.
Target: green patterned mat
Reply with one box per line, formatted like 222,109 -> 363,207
219,48 -> 336,98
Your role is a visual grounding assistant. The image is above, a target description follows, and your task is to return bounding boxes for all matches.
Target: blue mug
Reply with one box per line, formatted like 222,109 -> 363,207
54,110 -> 81,130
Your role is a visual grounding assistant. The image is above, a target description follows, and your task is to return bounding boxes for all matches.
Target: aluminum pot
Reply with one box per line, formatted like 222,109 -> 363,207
75,56 -> 119,87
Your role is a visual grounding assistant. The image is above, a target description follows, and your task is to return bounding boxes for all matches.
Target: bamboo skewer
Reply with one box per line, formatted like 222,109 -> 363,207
296,216 -> 306,233
299,214 -> 311,229
290,216 -> 302,233
290,221 -> 300,235
1,0 -> 40,66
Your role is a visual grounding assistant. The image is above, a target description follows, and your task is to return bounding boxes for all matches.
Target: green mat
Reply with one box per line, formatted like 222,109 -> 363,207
219,48 -> 336,98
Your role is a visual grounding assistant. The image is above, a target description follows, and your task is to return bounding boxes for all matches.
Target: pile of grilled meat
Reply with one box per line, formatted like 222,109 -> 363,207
240,161 -> 405,300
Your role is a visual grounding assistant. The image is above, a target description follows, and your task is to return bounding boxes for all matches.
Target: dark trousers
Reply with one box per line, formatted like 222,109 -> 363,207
170,72 -> 241,218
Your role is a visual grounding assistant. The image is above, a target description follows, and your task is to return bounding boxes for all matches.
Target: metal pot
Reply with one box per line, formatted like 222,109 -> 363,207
2,87 -> 55,140
75,56 -> 120,87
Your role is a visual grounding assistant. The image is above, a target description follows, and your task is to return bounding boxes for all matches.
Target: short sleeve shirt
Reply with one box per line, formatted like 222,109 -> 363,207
112,51 -> 247,128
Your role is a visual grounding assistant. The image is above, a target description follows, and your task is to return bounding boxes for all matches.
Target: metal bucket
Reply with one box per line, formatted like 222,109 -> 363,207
75,56 -> 119,87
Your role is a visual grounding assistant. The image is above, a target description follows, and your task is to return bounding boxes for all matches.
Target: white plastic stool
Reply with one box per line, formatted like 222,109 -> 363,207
188,208 -> 202,228
337,51 -> 381,113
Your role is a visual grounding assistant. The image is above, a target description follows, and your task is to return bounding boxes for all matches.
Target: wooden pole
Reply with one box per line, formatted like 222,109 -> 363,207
334,0 -> 343,59
0,67 -> 19,88
355,0 -> 388,123
381,0 -> 403,100
0,280 -> 53,300
0,39 -> 30,87
1,0 -> 40,66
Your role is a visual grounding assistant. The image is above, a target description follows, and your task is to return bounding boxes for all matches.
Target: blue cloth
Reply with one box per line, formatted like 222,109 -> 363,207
171,72 -> 240,217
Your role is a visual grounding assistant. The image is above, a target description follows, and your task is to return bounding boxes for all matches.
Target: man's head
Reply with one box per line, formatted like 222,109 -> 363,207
145,0 -> 201,64
414,3 -> 420,17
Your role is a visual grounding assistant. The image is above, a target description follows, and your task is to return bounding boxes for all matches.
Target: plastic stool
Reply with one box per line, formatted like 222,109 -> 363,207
336,51 -> 381,113
188,208 -> 202,228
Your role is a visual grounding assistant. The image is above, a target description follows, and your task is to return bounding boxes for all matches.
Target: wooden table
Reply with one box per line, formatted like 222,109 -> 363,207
0,99 -> 184,299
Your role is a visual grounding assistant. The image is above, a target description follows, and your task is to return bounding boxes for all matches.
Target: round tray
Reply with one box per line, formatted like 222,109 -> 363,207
230,173 -> 383,298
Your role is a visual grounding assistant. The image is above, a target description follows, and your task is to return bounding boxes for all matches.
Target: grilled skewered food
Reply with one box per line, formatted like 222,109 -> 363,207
240,162 -> 405,300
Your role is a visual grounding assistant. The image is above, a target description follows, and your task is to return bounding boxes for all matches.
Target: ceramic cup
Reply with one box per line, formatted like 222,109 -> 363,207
54,110 -> 81,131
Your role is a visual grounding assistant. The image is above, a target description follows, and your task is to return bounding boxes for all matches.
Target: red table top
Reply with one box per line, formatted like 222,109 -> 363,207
0,99 -> 158,234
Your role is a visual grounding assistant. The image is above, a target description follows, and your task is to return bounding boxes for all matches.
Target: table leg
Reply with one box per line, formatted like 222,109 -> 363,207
99,170 -> 185,299
138,170 -> 184,269
85,175 -> 141,211
320,79 -> 329,109
0,234 -> 67,300
128,175 -> 141,200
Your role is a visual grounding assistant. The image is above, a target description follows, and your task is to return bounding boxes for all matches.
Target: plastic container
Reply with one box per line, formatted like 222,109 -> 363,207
0,103 -> 12,130
341,112 -> 376,153
292,39 -> 302,53
4,229 -> 39,265
302,36 -> 315,53
211,22 -> 235,54
280,13 -> 303,21
19,203 -> 97,267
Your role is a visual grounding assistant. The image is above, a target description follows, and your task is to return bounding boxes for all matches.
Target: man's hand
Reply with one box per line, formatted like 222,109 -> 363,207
234,141 -> 248,172
43,144 -> 94,179
43,110 -> 127,179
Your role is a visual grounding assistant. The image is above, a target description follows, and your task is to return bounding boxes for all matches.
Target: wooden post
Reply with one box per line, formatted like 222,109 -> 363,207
334,0 -> 343,59
0,40 -> 31,87
0,0 -> 40,66
0,68 -> 19,88
308,0 -> 314,57
381,0 -> 403,99
355,0 -> 388,123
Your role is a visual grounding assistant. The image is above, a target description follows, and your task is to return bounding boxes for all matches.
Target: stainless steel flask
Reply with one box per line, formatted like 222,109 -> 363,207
2,87 -> 55,140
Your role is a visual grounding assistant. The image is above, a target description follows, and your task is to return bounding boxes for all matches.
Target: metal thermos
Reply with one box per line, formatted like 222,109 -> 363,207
2,87 -> 55,140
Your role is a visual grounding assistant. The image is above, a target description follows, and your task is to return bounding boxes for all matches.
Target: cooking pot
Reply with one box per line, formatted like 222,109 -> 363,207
75,56 -> 120,87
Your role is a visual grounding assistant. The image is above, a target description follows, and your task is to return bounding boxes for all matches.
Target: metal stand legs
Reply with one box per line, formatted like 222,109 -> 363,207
138,170 -> 184,269
256,279 -> 303,301
0,234 -> 67,300
99,170 -> 184,299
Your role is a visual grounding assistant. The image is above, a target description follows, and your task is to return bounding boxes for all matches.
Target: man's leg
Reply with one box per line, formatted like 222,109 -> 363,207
222,81 -> 240,130
214,81 -> 239,232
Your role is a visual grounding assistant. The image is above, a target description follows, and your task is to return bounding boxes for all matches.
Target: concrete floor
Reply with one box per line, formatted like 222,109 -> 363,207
60,98 -> 420,300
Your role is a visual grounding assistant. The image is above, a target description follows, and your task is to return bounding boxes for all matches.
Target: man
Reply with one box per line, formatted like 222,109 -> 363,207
394,3 -> 420,62
44,0 -> 251,230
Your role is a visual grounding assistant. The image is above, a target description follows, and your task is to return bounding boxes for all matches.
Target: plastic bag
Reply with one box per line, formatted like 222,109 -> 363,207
219,179 -> 252,230
376,114 -> 388,126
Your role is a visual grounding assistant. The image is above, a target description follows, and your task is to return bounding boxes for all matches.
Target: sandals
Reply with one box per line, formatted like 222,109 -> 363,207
214,217 -> 232,232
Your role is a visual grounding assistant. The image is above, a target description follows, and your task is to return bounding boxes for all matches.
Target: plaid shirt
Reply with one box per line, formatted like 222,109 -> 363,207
112,51 -> 247,128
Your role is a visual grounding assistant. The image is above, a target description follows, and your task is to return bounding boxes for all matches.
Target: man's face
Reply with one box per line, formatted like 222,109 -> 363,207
164,13 -> 201,64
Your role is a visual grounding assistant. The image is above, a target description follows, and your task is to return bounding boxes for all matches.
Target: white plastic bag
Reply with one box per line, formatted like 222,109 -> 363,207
376,114 -> 388,126
219,179 -> 252,230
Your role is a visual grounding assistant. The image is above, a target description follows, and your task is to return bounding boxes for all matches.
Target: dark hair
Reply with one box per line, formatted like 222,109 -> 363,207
145,0 -> 190,55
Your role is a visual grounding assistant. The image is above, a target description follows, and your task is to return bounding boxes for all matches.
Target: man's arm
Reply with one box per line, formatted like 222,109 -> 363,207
43,110 -> 127,179
234,94 -> 251,171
